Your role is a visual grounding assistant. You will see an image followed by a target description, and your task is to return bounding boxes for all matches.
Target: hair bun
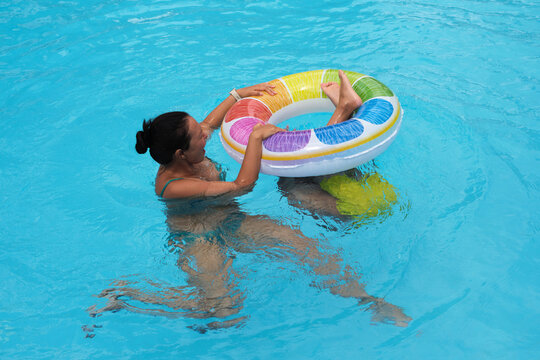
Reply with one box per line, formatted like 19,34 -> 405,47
135,130 -> 148,154
135,119 -> 152,154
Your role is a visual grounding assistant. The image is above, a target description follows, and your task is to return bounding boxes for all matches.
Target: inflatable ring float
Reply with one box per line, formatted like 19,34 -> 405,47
220,69 -> 402,177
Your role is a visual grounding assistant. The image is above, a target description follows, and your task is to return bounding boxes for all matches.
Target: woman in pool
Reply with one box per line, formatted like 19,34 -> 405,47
120,71 -> 410,329
135,70 -> 362,199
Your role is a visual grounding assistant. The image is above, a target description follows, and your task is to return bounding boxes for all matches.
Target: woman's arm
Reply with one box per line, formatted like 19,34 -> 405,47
201,83 -> 276,134
232,123 -> 278,188
163,124 -> 284,198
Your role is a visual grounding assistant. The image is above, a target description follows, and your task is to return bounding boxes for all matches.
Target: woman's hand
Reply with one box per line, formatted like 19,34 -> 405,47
237,83 -> 277,98
251,123 -> 286,140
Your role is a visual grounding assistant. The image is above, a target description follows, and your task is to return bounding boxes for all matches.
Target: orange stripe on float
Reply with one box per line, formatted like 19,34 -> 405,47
249,79 -> 292,113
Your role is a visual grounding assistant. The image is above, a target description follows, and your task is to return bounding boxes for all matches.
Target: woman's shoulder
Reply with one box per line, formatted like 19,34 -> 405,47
155,167 -> 187,197
155,159 -> 229,198
156,168 -> 212,198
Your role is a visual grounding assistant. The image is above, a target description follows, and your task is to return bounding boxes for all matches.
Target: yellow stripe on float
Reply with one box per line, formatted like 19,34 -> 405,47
281,70 -> 324,102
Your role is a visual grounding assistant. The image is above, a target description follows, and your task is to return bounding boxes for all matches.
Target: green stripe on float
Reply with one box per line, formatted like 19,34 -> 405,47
321,70 -> 365,99
353,77 -> 394,101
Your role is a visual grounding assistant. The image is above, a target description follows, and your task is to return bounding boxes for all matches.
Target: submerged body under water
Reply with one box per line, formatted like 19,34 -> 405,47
88,161 -> 410,331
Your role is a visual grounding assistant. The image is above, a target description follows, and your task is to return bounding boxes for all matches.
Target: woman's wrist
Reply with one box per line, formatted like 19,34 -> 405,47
236,87 -> 252,99
229,88 -> 243,101
249,129 -> 263,141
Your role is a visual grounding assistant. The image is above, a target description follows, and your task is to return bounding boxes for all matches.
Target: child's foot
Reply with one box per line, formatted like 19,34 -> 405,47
337,70 -> 363,112
321,81 -> 340,107
325,70 -> 364,126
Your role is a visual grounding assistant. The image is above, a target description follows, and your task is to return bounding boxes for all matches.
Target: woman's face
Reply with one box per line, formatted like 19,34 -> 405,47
182,116 -> 208,163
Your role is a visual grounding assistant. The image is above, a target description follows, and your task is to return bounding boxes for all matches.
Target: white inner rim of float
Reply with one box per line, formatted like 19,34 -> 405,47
267,98 -> 336,126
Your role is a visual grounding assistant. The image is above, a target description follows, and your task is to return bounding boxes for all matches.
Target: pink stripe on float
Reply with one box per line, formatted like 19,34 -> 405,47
229,117 -> 264,145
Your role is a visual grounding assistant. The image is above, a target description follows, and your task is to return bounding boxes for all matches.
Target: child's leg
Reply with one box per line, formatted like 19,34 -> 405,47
322,70 -> 363,126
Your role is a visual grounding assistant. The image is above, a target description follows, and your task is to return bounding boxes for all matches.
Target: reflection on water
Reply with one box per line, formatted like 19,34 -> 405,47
88,168 -> 410,331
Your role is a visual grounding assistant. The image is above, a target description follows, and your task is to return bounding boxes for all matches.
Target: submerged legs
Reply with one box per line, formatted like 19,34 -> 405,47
89,210 -> 410,328
233,214 -> 411,327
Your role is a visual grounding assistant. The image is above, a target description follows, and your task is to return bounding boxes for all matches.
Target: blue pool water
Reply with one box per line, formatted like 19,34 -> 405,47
1,0 -> 539,358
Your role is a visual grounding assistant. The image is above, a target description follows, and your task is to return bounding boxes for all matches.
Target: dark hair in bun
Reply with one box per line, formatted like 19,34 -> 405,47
135,111 -> 191,165
135,120 -> 151,154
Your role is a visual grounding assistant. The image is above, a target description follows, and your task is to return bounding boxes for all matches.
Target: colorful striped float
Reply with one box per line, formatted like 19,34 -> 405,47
220,69 -> 402,177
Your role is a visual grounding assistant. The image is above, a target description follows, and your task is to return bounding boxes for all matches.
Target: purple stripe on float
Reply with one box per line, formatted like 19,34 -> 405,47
230,117 -> 264,145
263,130 -> 311,152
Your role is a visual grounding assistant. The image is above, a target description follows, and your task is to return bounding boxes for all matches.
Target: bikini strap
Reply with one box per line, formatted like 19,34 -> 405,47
160,177 -> 184,198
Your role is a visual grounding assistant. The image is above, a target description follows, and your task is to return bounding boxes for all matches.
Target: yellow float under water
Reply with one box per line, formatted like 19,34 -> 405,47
320,173 -> 398,217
